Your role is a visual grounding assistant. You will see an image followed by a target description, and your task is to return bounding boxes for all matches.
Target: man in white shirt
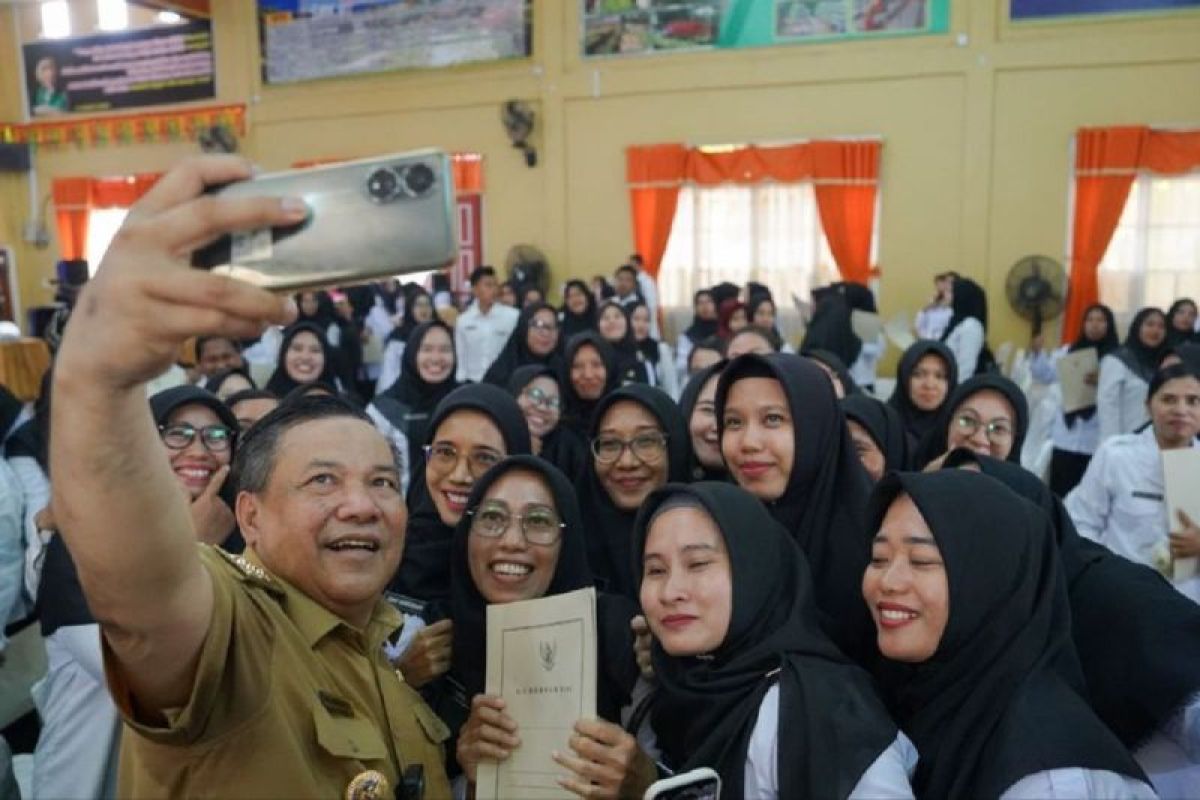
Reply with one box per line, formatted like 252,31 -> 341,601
1066,363 -> 1200,597
455,266 -> 519,383
618,258 -> 661,339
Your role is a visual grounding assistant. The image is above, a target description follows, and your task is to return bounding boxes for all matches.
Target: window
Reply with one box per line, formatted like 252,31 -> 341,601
657,182 -> 846,310
97,0 -> 129,31
85,208 -> 129,275
1097,171 -> 1200,329
40,1 -> 71,39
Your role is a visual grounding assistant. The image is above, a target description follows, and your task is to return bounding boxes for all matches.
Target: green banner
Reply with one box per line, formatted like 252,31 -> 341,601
582,0 -> 949,57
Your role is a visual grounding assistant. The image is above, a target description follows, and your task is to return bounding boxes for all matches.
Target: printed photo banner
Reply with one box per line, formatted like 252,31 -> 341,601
1011,0 -> 1200,20
258,0 -> 531,84
583,0 -> 949,57
22,21 -> 216,119
1,104 -> 244,150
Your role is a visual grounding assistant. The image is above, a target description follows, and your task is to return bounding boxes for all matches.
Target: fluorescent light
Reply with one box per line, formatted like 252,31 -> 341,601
157,10 -> 184,24
40,1 -> 71,39
97,0 -> 129,31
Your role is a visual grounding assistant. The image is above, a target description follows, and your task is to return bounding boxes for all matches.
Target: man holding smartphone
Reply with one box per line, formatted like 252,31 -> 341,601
50,156 -> 452,799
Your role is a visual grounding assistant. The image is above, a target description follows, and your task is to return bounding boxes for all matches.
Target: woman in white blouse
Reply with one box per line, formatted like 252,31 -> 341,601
1096,307 -> 1169,443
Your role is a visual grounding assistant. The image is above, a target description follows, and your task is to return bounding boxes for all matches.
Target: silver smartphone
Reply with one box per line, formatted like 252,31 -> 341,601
191,149 -> 458,291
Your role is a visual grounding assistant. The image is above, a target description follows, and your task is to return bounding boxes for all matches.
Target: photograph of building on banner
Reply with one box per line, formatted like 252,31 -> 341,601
258,0 -> 531,85
582,0 -> 720,56
22,21 -> 215,118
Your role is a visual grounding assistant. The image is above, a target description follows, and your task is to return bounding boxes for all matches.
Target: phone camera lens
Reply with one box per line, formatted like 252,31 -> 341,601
401,163 -> 436,197
366,168 -> 399,202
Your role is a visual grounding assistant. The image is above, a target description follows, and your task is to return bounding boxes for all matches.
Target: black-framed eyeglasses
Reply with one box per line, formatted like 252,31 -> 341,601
590,432 -> 668,465
159,423 -> 235,453
522,386 -> 561,412
528,319 -> 558,333
468,501 -> 564,546
423,443 -> 503,478
953,412 -> 1013,443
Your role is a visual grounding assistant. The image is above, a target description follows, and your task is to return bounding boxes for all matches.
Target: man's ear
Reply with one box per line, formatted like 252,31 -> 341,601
235,490 -> 260,548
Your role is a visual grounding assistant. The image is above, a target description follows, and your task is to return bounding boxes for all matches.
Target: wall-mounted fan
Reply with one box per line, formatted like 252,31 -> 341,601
1005,254 -> 1066,336
198,124 -> 237,154
501,100 -> 537,167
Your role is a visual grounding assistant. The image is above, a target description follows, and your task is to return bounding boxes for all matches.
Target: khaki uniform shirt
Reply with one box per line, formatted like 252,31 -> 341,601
103,545 -> 452,799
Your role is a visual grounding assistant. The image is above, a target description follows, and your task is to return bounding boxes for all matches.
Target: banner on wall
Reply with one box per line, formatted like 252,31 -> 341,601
583,0 -> 947,57
22,21 -> 215,119
258,0 -> 531,84
1011,0 -> 1200,19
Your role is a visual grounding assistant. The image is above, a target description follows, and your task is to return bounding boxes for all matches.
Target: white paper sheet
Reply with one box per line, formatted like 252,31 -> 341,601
1056,348 -> 1099,413
477,588 -> 597,800
1162,448 -> 1200,586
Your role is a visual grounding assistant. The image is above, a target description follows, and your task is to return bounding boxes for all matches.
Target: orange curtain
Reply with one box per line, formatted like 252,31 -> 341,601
626,140 -> 881,282
52,173 -> 161,261
626,144 -> 689,279
1060,126 -> 1200,342
811,140 -> 881,285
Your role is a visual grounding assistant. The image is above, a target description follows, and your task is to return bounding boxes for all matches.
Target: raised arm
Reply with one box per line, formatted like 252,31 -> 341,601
50,156 -> 301,713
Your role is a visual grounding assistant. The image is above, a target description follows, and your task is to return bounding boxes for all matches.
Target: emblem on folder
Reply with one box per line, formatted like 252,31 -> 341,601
538,639 -> 557,671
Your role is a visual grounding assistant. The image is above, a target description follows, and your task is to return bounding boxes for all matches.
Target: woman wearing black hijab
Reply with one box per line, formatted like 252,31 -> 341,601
887,340 -> 958,449
715,353 -> 874,661
376,286 -> 439,395
914,372 -> 1029,468
801,293 -> 862,370
559,279 -> 597,339
842,394 -> 911,481
634,482 -> 912,799
559,331 -> 620,438
390,384 -> 531,609
673,289 -> 719,379
864,470 -> 1155,798
1098,306 -> 1169,442
596,300 -> 647,385
423,457 -> 647,795
264,322 -> 344,397
1166,298 -> 1199,348
678,361 -> 728,482
580,384 -> 690,600
506,365 -> 589,484
368,321 -> 460,493
1028,303 -> 1119,496
940,449 -> 1200,794
940,276 -> 995,377
482,301 -> 563,386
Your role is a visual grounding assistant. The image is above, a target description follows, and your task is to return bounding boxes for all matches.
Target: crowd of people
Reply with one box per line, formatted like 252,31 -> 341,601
1,156 -> 1199,799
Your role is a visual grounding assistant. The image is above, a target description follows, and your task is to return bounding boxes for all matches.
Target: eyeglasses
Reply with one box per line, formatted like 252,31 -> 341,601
468,501 -> 564,546
522,386 -> 561,412
953,413 -> 1013,443
159,423 -> 235,453
529,319 -> 558,333
591,432 -> 668,465
424,443 -> 503,478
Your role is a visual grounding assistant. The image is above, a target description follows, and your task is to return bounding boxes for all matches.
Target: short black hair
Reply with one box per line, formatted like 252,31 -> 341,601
195,335 -> 241,361
1148,362 -> 1200,402
728,325 -> 782,352
470,266 -> 496,286
615,264 -> 637,279
628,254 -> 644,266
231,394 -> 376,496
225,388 -> 277,407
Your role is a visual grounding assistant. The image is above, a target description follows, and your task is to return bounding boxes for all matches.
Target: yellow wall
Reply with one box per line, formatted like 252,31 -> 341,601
2,0 -> 1199,350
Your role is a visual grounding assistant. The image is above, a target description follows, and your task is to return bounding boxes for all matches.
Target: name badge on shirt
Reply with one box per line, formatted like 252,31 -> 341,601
1131,490 -> 1164,502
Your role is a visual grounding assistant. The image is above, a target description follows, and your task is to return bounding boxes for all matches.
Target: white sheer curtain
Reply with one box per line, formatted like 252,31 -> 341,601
657,182 -> 842,310
1098,171 -> 1200,329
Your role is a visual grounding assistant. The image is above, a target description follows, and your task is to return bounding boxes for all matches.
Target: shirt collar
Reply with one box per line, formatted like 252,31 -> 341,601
242,550 -> 404,650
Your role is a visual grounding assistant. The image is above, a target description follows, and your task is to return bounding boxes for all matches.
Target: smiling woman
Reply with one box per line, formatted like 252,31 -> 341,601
580,384 -> 690,599
264,322 -> 342,397
865,470 -> 1156,799
389,383 -> 531,607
